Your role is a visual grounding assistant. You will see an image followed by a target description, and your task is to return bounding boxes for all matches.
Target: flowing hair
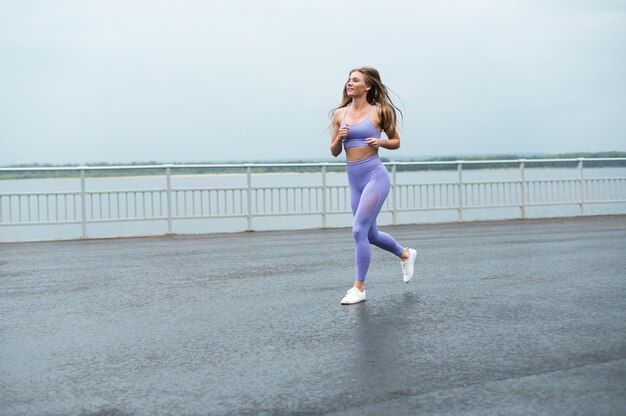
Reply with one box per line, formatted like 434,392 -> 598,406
329,66 -> 403,138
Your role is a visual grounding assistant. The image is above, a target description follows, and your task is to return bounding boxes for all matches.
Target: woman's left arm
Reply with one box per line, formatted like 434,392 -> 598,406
365,105 -> 400,150
377,131 -> 400,150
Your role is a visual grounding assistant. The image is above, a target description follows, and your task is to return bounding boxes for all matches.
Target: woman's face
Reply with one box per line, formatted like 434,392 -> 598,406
346,71 -> 369,98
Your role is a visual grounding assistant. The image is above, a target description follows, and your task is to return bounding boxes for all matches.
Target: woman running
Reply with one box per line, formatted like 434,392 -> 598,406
330,66 -> 417,305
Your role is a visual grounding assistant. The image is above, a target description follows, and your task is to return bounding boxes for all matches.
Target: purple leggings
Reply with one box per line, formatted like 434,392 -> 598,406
347,155 -> 404,281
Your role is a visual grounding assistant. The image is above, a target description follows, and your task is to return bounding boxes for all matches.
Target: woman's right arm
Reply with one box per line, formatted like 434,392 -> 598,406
330,109 -> 346,157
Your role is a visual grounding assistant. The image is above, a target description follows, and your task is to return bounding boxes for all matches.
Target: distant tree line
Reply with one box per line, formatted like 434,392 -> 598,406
2,151 -> 625,179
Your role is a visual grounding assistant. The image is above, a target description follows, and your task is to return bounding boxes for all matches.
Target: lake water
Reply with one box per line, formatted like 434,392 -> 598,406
1,167 -> 625,242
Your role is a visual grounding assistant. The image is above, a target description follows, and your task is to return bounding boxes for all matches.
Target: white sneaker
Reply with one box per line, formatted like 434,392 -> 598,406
340,287 -> 366,305
401,248 -> 417,283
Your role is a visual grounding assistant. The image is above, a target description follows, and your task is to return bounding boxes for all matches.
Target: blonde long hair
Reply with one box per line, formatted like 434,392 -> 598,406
330,66 -> 403,138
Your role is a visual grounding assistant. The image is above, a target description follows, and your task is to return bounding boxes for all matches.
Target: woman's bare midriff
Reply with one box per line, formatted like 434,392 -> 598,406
345,146 -> 378,161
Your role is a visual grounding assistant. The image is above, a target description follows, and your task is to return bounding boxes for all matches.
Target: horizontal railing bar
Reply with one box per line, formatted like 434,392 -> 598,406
250,186 -> 325,191
395,180 -> 520,186
395,206 -> 504,212
244,212 -> 329,218
83,215 -> 245,223
0,163 -> 344,173
584,199 -> 626,204
0,220 -> 82,226
0,192 -> 80,197
524,201 -> 587,207
0,165 -> 169,173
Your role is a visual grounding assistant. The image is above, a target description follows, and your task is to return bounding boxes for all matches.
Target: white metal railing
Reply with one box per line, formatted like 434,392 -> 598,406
1,158 -> 625,240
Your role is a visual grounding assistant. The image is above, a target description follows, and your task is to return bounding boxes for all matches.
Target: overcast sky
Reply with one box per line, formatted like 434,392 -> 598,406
1,0 -> 625,165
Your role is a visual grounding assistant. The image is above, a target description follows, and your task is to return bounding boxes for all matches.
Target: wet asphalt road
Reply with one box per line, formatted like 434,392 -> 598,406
1,216 -> 626,415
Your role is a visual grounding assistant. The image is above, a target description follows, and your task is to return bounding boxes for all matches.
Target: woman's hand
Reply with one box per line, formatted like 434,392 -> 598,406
337,125 -> 350,141
365,137 -> 381,149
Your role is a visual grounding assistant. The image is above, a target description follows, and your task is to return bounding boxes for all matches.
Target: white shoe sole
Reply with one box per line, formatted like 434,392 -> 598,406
341,298 -> 366,305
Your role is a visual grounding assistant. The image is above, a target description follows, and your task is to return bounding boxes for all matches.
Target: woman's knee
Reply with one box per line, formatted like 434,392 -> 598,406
352,222 -> 368,242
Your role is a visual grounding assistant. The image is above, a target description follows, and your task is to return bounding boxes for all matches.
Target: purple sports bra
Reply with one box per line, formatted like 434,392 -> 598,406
340,105 -> 382,148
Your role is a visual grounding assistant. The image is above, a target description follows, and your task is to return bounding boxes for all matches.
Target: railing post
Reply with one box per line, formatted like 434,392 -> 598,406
321,163 -> 328,228
245,164 -> 253,231
391,162 -> 398,225
520,160 -> 526,219
165,165 -> 173,234
79,167 -> 87,239
457,162 -> 463,222
578,158 -> 585,216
